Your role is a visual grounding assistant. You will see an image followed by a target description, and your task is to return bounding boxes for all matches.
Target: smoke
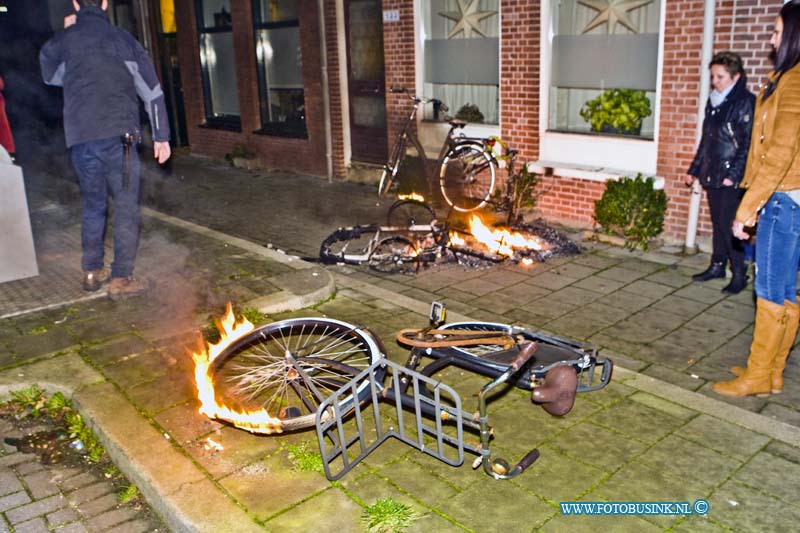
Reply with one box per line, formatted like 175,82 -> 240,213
135,231 -> 202,333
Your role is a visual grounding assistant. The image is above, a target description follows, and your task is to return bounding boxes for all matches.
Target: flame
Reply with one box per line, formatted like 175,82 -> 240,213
192,303 -> 285,434
466,215 -> 545,257
397,192 -> 426,203
521,258 -> 534,267
449,232 -> 466,246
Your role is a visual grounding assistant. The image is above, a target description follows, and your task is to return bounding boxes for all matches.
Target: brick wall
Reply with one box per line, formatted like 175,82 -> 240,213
382,0 -> 416,155
499,0 -> 540,162
324,0 -> 347,179
173,0 -> 329,176
658,0 -> 780,243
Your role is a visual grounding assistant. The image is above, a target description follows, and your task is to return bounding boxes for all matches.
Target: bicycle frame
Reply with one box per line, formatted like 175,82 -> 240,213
314,304 -> 613,481
382,90 -> 492,201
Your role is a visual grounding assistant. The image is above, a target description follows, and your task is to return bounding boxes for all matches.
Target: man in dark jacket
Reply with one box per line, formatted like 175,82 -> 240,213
39,0 -> 170,299
686,51 -> 755,294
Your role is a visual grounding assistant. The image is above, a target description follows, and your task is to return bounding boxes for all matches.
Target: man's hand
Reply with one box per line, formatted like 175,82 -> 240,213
154,141 -> 171,164
684,174 -> 696,187
722,178 -> 734,187
732,220 -> 750,240
64,14 -> 77,28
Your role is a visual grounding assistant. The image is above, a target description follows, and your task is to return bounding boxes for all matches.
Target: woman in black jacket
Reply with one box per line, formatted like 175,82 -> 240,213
686,51 -> 756,294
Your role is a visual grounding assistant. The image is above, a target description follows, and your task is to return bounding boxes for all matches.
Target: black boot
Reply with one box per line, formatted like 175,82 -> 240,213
692,262 -> 725,282
722,269 -> 749,294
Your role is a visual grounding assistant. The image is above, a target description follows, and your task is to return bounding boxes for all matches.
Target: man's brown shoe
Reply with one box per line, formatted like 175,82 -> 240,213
107,276 -> 150,301
83,267 -> 110,292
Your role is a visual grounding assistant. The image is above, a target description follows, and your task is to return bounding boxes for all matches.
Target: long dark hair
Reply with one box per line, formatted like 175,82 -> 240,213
764,0 -> 800,100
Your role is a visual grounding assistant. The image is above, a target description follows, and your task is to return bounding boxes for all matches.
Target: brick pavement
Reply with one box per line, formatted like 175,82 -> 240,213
0,421 -> 157,532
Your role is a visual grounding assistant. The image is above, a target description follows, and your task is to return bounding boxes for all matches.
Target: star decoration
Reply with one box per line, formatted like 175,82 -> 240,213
438,0 -> 497,39
578,0 -> 653,34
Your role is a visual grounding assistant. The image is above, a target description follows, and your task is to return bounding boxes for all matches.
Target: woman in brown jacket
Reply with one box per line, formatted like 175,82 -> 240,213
713,0 -> 800,397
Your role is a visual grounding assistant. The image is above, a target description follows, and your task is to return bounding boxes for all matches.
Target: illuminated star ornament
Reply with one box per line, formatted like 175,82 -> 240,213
578,0 -> 653,34
439,0 -> 497,39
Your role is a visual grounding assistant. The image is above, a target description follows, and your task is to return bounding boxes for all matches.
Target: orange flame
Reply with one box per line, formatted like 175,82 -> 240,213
449,232 -> 466,246
397,192 -> 426,203
467,215 -> 545,257
191,303 -> 284,434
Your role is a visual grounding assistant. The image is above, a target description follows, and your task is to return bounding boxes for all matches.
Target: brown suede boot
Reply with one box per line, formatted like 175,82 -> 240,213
734,299 -> 800,393
108,276 -> 151,301
713,298 -> 786,397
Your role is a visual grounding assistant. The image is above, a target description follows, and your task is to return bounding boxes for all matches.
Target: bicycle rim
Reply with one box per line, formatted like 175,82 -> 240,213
439,144 -> 496,212
368,236 -> 420,274
386,199 -> 436,227
208,318 -> 384,433
319,226 -> 379,265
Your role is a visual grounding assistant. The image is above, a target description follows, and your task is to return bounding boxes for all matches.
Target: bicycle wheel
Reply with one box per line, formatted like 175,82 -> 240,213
386,199 -> 436,227
319,225 -> 379,265
207,318 -> 384,433
439,143 -> 496,212
368,236 -> 420,274
378,137 -> 407,197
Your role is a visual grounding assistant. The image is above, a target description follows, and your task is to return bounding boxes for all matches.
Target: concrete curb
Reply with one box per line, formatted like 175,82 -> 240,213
0,210 -> 338,531
0,353 -> 262,532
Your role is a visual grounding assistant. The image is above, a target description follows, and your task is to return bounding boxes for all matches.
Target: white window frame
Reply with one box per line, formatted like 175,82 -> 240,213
538,0 -> 666,176
414,0 -> 501,154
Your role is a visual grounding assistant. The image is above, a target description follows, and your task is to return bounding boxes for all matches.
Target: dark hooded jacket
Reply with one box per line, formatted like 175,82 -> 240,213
688,77 -> 755,189
39,6 -> 169,148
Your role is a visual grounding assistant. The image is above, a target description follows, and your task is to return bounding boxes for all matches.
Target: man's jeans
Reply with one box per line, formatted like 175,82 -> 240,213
70,136 -> 140,279
755,192 -> 800,305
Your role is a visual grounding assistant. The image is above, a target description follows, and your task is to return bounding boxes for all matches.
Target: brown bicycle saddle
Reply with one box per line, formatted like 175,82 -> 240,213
531,365 -> 578,416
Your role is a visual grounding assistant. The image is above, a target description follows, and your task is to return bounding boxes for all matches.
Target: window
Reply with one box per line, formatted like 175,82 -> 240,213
420,0 -> 499,125
548,0 -> 659,139
196,0 -> 241,129
252,0 -> 306,138
541,0 -> 663,173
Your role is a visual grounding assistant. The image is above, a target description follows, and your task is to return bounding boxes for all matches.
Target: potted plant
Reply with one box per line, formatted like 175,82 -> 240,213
224,143 -> 260,170
455,103 -> 484,123
579,89 -> 652,136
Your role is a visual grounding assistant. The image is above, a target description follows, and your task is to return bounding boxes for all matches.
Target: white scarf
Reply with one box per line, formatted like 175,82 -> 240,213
710,82 -> 736,108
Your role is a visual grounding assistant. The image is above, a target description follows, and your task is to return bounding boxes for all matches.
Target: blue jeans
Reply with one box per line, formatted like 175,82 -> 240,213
754,192 -> 800,305
70,137 -> 141,278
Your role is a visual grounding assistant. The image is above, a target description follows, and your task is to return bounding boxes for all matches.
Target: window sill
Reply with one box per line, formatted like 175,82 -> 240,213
253,127 -> 308,140
527,160 -> 665,189
198,119 -> 241,133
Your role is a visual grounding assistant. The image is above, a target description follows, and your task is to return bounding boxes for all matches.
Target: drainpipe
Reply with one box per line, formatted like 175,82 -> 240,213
318,0 -> 334,182
684,0 -> 716,253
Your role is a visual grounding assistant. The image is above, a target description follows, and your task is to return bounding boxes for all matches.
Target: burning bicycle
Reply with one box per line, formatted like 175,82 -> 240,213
192,303 -> 613,481
319,197 -> 553,273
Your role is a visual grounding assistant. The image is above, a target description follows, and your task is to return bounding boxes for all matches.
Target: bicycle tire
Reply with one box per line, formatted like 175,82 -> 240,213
436,322 -> 595,381
207,318 -> 384,433
319,225 -> 379,265
368,236 -> 421,275
439,142 -> 496,212
386,199 -> 436,227
378,137 -> 407,197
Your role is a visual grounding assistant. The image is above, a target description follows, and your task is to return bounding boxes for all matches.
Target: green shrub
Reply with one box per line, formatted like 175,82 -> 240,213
455,103 -> 484,123
594,174 -> 667,250
580,89 -> 652,135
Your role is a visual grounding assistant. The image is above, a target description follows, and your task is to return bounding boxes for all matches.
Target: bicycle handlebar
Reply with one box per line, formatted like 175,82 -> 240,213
390,87 -> 448,112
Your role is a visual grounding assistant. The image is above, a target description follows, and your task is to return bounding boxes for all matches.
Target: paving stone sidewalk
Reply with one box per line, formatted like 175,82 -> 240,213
0,156 -> 796,531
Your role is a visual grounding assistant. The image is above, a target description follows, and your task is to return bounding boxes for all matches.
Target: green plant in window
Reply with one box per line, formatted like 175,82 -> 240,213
579,89 -> 652,135
594,174 -> 667,251
455,103 -> 484,123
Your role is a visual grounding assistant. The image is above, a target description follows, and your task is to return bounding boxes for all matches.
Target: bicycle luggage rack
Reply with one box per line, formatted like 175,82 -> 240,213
315,357 -> 470,481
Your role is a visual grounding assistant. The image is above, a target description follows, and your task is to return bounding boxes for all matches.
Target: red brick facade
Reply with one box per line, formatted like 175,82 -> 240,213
168,0 -> 784,243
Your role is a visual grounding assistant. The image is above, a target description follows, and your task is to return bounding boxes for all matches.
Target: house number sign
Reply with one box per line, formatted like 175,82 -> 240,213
383,9 -> 400,23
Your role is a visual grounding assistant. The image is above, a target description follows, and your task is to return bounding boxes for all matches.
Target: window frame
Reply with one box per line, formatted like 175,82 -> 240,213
195,0 -> 242,131
538,0 -> 666,175
413,0 -> 501,153
251,1 -> 307,139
